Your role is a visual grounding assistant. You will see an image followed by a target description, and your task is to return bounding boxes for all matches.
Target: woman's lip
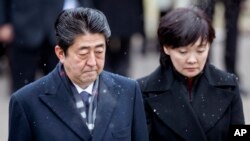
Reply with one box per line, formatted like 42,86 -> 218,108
185,68 -> 197,71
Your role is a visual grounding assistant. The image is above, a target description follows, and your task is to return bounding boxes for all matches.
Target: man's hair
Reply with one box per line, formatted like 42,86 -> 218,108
54,7 -> 111,54
157,7 -> 215,68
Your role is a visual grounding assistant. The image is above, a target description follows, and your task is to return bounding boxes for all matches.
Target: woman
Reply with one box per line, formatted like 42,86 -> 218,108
137,7 -> 245,141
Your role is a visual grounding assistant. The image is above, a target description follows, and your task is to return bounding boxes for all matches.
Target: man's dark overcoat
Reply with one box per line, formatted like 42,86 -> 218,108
9,64 -> 148,141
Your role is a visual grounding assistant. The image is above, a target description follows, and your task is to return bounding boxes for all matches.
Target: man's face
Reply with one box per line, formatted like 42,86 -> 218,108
56,33 -> 106,88
163,38 -> 210,79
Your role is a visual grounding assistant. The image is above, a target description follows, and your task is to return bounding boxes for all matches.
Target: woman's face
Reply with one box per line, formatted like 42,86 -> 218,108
164,38 -> 210,78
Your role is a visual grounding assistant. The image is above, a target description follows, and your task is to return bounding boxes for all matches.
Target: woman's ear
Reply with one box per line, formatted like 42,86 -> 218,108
55,45 -> 65,63
163,45 -> 170,55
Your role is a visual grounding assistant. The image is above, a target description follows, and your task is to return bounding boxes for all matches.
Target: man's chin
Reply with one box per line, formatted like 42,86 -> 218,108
85,70 -> 98,75
84,74 -> 97,81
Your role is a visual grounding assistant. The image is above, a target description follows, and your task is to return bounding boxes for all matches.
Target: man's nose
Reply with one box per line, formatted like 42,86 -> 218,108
86,52 -> 97,66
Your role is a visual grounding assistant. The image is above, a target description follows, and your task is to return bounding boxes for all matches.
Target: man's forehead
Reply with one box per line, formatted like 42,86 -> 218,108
73,33 -> 106,47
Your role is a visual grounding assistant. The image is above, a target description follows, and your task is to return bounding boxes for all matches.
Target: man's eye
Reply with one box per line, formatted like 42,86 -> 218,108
79,52 -> 88,57
79,53 -> 87,55
95,49 -> 104,54
95,50 -> 103,54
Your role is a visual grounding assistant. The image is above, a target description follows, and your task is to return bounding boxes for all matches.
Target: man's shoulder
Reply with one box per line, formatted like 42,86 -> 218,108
100,71 -> 139,95
12,70 -> 58,98
101,71 -> 136,85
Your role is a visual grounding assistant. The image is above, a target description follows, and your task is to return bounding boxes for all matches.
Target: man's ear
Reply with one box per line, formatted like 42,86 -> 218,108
163,45 -> 170,55
55,45 -> 65,63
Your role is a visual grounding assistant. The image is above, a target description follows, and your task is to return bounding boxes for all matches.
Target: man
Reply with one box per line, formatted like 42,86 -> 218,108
4,0 -> 93,92
8,8 -> 148,141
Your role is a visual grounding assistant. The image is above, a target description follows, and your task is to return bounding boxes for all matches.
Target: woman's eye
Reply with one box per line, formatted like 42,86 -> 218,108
178,50 -> 187,54
197,50 -> 205,53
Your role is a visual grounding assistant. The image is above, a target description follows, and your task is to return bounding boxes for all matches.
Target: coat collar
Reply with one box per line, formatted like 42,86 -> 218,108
191,82 -> 236,132
139,66 -> 206,141
204,64 -> 237,86
39,64 -> 119,141
146,83 -> 207,141
197,64 -> 237,132
138,66 -> 173,92
39,64 -> 92,140
91,71 -> 119,141
139,64 -> 237,93
140,64 -> 237,140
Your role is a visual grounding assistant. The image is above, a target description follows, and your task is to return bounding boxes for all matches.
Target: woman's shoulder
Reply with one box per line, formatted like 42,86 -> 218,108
205,64 -> 238,86
137,66 -> 172,92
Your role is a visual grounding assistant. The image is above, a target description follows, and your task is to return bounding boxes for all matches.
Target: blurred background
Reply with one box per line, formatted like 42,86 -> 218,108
1,0 -> 250,140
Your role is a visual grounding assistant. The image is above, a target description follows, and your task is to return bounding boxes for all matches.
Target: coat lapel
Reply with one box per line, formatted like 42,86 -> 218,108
39,66 -> 91,141
143,64 -> 238,140
146,84 -> 207,141
193,85 -> 235,132
142,66 -> 207,141
92,72 -> 118,141
193,65 -> 237,132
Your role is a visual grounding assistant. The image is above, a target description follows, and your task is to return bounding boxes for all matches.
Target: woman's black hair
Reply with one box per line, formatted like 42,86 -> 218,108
157,7 -> 215,68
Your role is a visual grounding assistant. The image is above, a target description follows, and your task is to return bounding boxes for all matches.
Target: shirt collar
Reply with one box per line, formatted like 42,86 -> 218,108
73,82 -> 94,95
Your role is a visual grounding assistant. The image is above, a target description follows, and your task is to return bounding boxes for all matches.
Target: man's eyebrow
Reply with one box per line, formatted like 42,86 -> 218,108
95,43 -> 105,48
79,43 -> 105,50
78,46 -> 89,51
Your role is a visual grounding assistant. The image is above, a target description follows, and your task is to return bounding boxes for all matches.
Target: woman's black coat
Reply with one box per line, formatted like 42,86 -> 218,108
137,64 -> 245,141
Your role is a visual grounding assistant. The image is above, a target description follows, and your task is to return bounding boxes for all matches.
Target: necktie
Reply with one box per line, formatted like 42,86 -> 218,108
80,91 -> 91,115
